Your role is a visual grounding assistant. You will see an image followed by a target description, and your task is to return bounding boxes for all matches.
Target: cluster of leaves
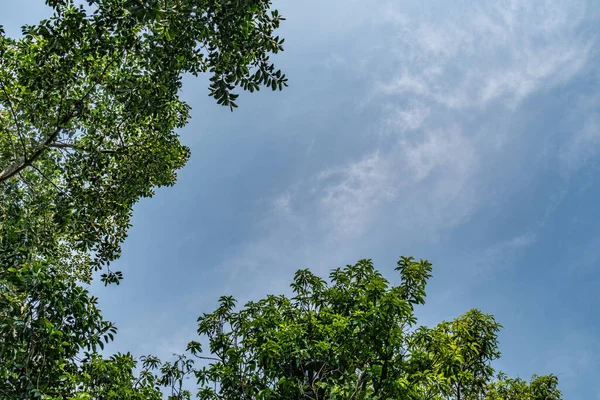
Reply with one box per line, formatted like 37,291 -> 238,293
69,353 -> 165,399
181,257 -> 561,400
0,263 -> 115,398
0,237 -> 176,399
0,0 -> 287,283
485,373 -> 562,400
1,0 -> 287,398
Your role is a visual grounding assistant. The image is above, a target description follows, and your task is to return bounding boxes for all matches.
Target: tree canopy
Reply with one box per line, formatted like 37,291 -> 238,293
1,0 -> 286,397
184,257 -> 561,400
0,0 -> 287,284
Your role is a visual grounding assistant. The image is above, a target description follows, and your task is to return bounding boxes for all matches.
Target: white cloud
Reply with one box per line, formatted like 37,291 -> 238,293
403,127 -> 474,183
272,191 -> 293,215
202,0 -> 596,315
302,124 -> 478,241
317,152 -> 394,237
375,0 -> 592,109
383,102 -> 430,133
473,232 -> 537,279
323,53 -> 345,70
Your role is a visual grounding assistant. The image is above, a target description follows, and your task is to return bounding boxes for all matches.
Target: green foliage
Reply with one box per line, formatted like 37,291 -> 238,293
71,353 -> 164,400
1,0 -> 286,398
411,309 -> 502,399
0,257 -> 172,399
182,257 -> 562,400
485,373 -> 562,400
0,0 -> 287,283
0,262 -> 116,397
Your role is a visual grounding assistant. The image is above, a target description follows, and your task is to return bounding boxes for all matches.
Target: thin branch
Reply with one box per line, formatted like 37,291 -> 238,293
192,355 -> 222,362
17,172 -> 39,198
0,77 -> 27,159
0,102 -> 77,182
0,57 -> 117,183
29,164 -> 67,197
48,141 -> 119,154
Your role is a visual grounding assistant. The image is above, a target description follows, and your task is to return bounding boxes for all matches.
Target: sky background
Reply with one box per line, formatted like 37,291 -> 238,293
4,0 -> 600,398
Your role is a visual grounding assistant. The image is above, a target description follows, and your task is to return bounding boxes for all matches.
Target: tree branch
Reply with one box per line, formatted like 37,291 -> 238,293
29,163 -> 68,197
192,355 -> 222,362
0,102 -> 78,182
48,141 -> 118,154
0,77 -> 27,159
0,58 -> 117,183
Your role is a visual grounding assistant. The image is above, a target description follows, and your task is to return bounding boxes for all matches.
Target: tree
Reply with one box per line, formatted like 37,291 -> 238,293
0,250 -> 192,399
0,263 -> 115,398
182,257 -> 561,400
0,0 -> 287,283
70,353 -> 165,400
485,374 -> 562,400
1,0 -> 287,398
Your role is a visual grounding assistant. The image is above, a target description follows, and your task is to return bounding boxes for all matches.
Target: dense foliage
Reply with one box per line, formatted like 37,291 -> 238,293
0,0 -> 287,283
184,257 -> 561,400
1,0 -> 286,398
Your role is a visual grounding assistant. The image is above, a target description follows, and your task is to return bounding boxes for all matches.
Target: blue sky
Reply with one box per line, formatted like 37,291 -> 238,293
5,0 -> 600,398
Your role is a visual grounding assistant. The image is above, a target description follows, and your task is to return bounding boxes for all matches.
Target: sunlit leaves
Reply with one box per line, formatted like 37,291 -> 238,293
0,0 -> 287,283
0,262 -> 118,396
0,0 -> 286,398
182,257 -> 562,400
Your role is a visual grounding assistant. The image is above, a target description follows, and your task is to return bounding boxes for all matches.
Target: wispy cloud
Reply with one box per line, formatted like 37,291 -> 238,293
383,102 -> 430,133
374,0 -> 592,109
213,0 -> 594,291
474,232 -> 537,278
317,151 -> 395,237
273,125 -> 479,242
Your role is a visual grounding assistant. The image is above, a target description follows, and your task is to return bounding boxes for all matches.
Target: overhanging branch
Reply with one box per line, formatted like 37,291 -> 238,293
0,120 -> 67,183
0,58 -> 118,183
48,142 -> 118,154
